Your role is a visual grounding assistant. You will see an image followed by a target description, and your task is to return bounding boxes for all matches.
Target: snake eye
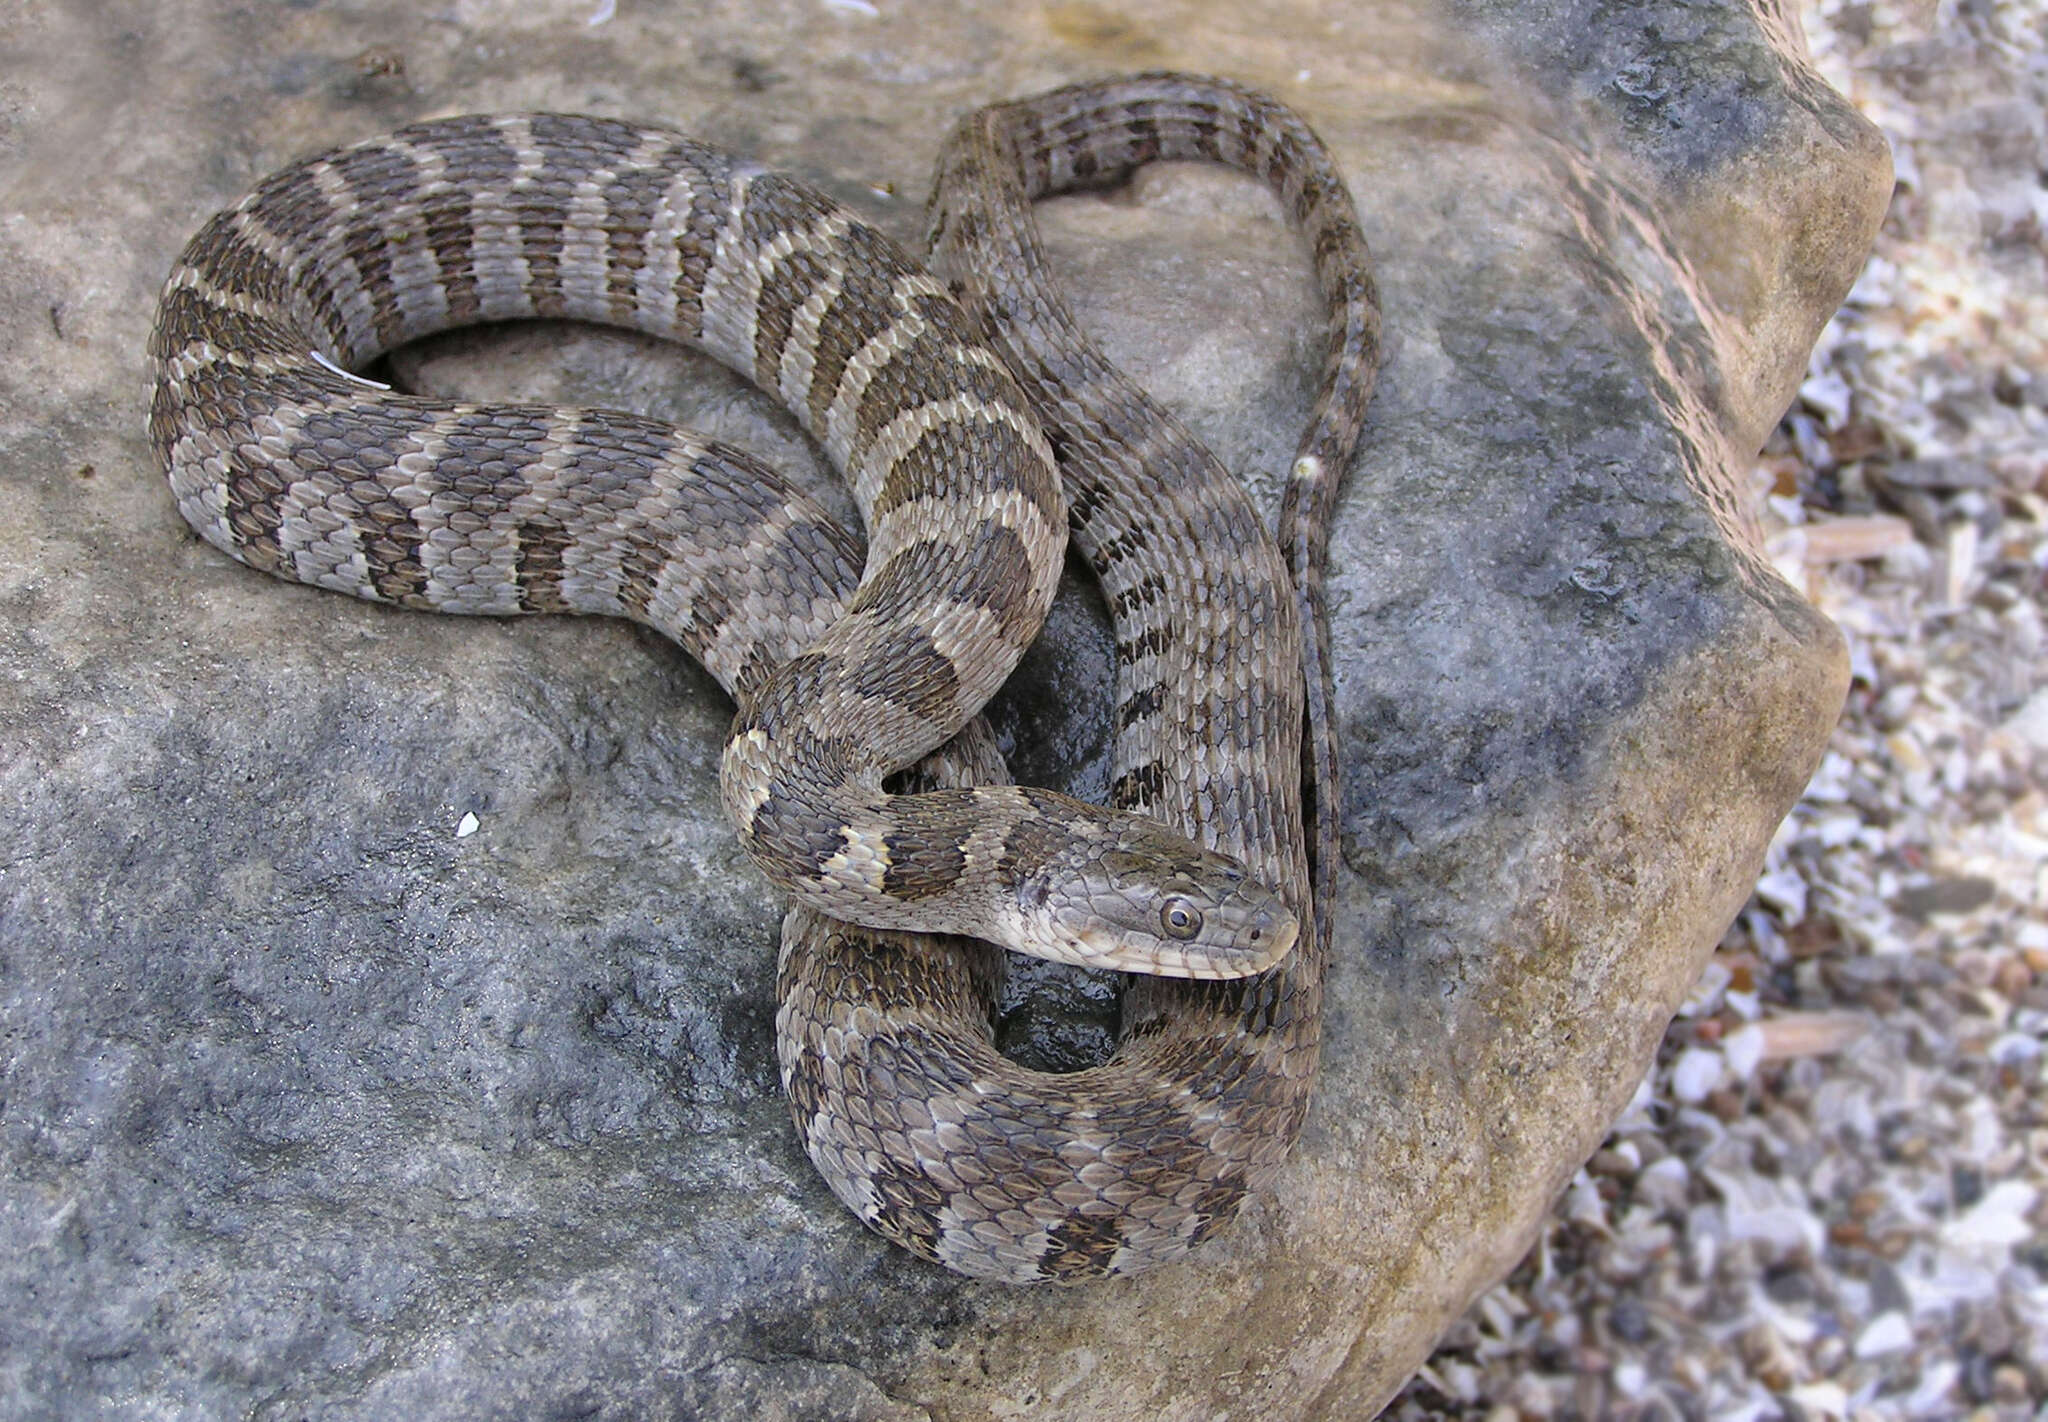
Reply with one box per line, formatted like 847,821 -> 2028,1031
1159,897 -> 1204,941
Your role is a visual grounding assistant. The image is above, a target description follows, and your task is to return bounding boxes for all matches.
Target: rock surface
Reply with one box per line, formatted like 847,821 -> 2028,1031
0,1 -> 1886,1418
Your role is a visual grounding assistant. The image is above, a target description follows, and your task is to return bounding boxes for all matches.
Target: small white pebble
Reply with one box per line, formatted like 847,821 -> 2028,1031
1706,1168 -> 1825,1255
1722,1023 -> 1765,1080
586,0 -> 614,22
1853,1311 -> 1913,1358
1679,959 -> 1732,1017
1814,811 -> 1864,848
1880,538 -> 1932,581
1636,1156 -> 1691,1213
1903,1359 -> 1962,1415
1753,1291 -> 1819,1345
1670,1045 -> 1725,1103
1940,1180 -> 2038,1251
1436,1358 -> 1481,1402
1754,867 -> 1809,923
1411,1364 -> 1454,1401
1563,1171 -> 1609,1231
1943,519 -> 1978,607
1988,1032 -> 2040,1066
2002,686 -> 2048,752
1800,368 -> 1854,429
822,0 -> 879,12
1787,1380 -> 1850,1417
1475,1285 -> 1525,1337
456,811 -> 480,839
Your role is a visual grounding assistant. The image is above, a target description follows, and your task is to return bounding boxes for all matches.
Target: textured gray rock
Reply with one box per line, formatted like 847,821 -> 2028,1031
0,1 -> 1885,1417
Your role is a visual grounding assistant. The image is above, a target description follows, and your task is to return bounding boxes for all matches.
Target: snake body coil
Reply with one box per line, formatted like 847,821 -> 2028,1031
782,74 -> 1380,1280
149,76 -> 1378,1282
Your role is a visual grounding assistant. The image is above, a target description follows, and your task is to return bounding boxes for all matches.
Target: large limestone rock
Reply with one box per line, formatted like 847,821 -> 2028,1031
0,0 -> 1886,1416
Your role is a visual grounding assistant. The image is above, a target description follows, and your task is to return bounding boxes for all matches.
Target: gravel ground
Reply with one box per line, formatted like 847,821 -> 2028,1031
1389,2 -> 2048,1418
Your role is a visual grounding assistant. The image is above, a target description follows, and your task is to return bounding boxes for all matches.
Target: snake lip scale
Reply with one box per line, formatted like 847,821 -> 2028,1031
150,72 -> 1380,1282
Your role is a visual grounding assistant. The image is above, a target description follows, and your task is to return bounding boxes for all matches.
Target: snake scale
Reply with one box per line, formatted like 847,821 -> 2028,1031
149,73 -> 1379,1281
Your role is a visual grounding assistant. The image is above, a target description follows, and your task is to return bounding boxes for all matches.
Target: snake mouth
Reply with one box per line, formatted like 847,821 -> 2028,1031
1052,902 -> 1297,978
1143,900 -> 1299,978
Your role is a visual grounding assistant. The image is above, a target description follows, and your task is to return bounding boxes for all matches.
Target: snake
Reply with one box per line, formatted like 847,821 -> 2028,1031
781,75 -> 1380,1280
148,73 -> 1379,1282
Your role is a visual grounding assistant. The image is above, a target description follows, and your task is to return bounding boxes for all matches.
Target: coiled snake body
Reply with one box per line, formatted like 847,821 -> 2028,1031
150,74 -> 1379,1282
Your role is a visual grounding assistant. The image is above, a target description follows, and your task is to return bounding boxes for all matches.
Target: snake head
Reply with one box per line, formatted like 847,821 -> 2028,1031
1013,811 -> 1300,978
